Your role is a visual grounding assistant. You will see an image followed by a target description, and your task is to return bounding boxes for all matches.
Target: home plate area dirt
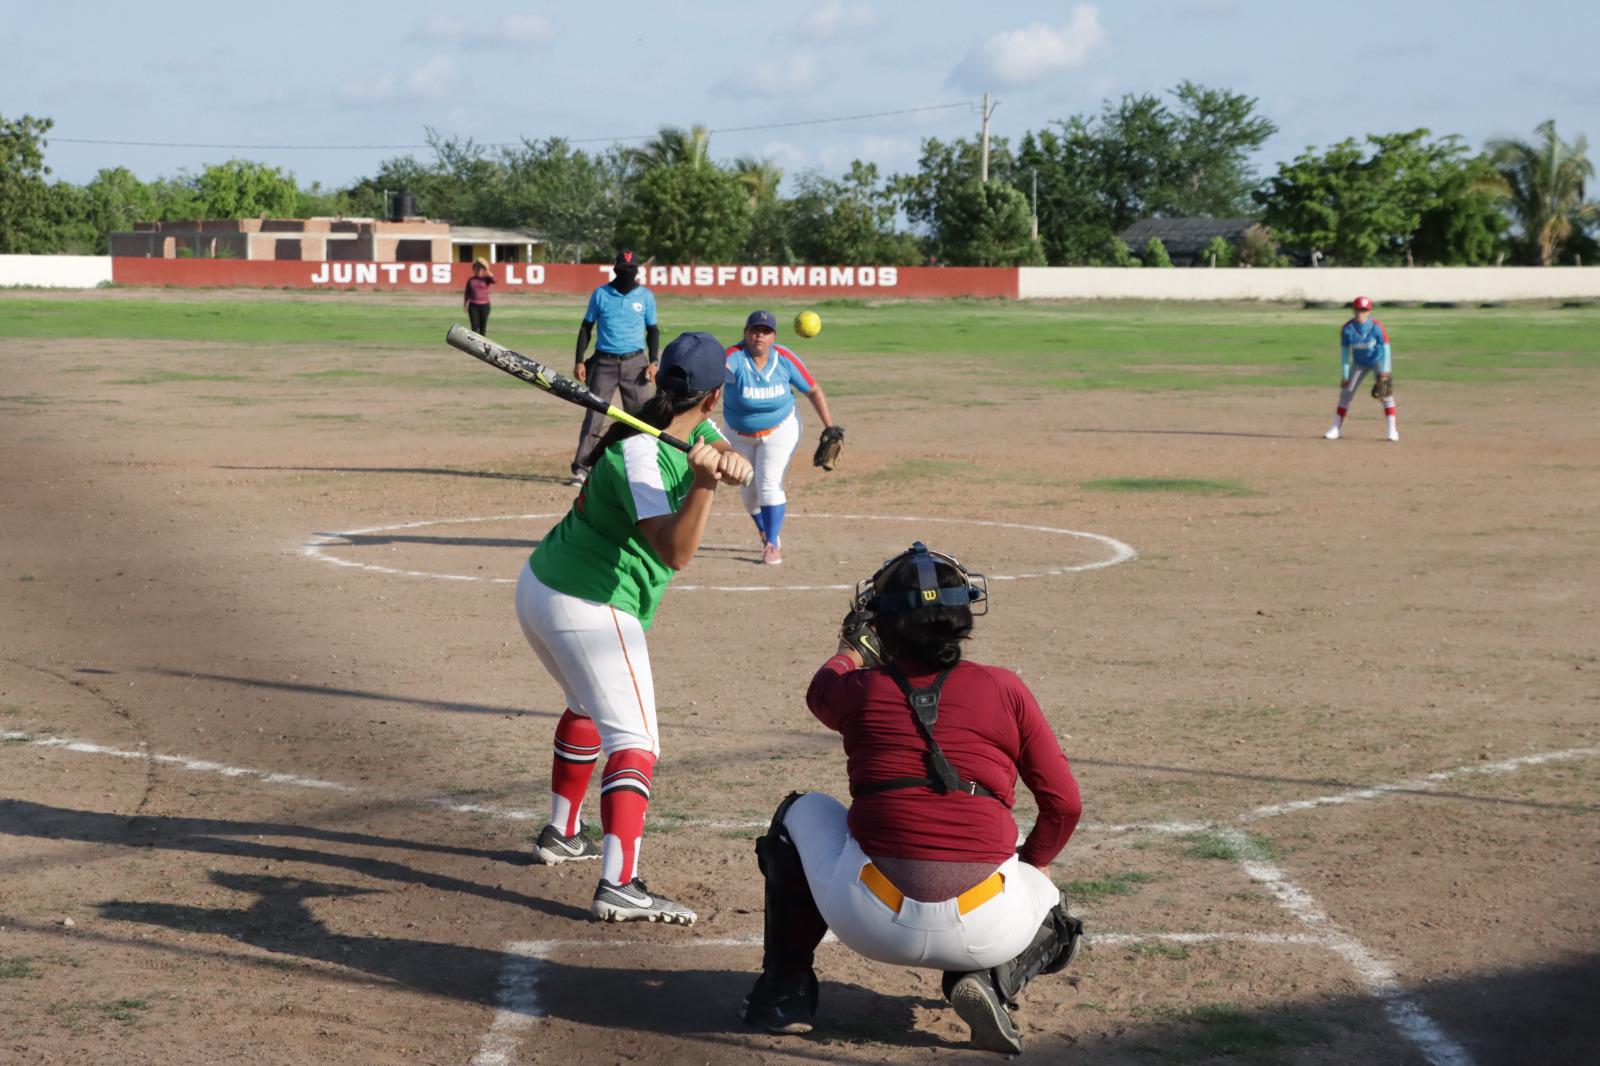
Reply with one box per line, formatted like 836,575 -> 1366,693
2,327 -> 1597,1065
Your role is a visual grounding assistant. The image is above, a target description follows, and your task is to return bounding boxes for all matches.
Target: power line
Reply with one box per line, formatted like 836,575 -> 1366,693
49,102 -> 976,152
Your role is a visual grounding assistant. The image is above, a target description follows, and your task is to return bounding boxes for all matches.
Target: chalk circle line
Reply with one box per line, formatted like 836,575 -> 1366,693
301,512 -> 1137,591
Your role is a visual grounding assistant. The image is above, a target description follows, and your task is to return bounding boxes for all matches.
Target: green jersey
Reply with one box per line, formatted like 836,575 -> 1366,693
530,419 -> 725,629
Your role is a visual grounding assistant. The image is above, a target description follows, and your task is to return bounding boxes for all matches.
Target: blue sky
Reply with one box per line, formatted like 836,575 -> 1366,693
4,0 -> 1596,191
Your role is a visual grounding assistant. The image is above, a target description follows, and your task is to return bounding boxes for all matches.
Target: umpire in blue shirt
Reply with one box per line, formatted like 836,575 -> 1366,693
569,250 -> 660,485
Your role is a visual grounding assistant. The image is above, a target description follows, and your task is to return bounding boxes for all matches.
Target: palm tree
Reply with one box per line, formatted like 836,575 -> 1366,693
629,125 -> 712,173
1486,120 -> 1599,266
732,156 -> 784,209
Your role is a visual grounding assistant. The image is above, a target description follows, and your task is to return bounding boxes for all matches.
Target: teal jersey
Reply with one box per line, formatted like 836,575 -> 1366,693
530,419 -> 725,628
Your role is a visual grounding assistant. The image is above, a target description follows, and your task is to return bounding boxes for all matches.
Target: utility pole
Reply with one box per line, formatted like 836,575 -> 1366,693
980,93 -> 999,183
1030,168 -> 1039,241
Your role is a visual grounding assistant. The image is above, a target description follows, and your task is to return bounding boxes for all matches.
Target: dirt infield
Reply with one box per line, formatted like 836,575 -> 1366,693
2,293 -> 1597,1065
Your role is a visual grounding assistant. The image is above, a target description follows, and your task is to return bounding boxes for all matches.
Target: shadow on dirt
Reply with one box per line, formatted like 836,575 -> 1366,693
93,869 -> 949,1046
149,668 -> 559,719
0,800 -> 584,921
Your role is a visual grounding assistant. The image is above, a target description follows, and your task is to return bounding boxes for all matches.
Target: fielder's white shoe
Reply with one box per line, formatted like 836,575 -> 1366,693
591,877 -> 697,925
1323,426 -> 1342,440
532,824 -> 601,865
1386,428 -> 1400,442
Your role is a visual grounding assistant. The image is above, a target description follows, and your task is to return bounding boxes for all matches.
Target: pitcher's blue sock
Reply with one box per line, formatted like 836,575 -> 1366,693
760,503 -> 787,546
750,511 -> 767,540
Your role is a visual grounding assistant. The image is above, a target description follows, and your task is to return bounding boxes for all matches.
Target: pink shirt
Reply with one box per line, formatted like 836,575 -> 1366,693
464,275 -> 494,304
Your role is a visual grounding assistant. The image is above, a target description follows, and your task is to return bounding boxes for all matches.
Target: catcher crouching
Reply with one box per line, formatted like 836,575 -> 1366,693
742,543 -> 1083,1054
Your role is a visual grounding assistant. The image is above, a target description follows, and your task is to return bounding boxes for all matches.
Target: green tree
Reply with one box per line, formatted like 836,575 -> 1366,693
1200,234 -> 1234,266
1257,130 -> 1503,265
79,167 -> 159,251
493,138 -> 627,260
0,113 -> 56,253
628,125 -> 712,174
614,161 -> 749,262
787,162 -> 920,266
1486,120 -> 1598,265
936,181 -> 1045,266
1141,236 -> 1174,267
1015,83 -> 1275,264
193,159 -> 300,218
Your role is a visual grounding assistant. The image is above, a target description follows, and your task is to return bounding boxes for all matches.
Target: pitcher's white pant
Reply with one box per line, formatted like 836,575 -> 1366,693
514,563 -> 659,756
728,411 -> 800,511
784,792 -> 1059,972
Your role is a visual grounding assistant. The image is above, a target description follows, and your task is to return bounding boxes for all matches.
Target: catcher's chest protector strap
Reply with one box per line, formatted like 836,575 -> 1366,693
852,665 -> 999,801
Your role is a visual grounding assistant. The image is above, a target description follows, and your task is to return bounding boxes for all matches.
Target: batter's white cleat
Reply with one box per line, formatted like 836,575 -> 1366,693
532,824 -> 601,865
591,877 -> 697,925
1386,427 -> 1400,442
1323,426 -> 1341,440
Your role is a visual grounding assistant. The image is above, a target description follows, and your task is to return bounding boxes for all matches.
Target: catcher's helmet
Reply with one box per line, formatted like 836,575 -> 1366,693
852,542 -> 988,620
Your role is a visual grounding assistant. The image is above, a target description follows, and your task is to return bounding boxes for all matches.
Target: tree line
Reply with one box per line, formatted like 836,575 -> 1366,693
2,85 -> 1595,267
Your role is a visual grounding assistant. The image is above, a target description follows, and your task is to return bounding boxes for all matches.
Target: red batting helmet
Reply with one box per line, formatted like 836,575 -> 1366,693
1352,295 -> 1373,311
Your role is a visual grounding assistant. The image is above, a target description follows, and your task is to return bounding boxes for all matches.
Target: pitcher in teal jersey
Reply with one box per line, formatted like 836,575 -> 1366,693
1324,295 -> 1399,442
516,331 -> 753,925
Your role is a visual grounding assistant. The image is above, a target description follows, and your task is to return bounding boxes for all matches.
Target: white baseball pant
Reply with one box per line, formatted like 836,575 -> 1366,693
514,563 -> 659,757
728,410 -> 800,512
783,792 -> 1060,972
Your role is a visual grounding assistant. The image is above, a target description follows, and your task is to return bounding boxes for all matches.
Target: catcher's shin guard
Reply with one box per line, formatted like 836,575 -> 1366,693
745,792 -> 827,1031
943,899 -> 1084,1009
753,792 -> 828,974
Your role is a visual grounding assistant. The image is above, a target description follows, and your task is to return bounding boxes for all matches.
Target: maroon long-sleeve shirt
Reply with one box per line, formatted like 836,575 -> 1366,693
806,653 -> 1082,867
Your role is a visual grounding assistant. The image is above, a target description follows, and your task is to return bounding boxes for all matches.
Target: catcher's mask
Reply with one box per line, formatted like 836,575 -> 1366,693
852,542 -> 988,620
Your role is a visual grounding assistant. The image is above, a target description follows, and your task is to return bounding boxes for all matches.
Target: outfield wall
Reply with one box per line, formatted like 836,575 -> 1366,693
105,259 -> 1018,298
1017,266 -> 1600,302
5,256 -> 1600,303
0,255 -> 113,288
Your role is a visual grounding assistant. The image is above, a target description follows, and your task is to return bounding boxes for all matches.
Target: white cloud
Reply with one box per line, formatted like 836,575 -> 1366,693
948,5 -> 1107,91
409,14 -> 556,49
713,54 -> 820,98
338,55 -> 456,106
799,2 -> 876,40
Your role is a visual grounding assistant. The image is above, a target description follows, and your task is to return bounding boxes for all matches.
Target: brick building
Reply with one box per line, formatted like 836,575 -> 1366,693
109,218 -> 540,264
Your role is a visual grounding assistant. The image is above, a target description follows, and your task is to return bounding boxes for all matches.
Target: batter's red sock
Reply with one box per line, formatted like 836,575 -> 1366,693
599,748 -> 655,884
549,709 -> 601,837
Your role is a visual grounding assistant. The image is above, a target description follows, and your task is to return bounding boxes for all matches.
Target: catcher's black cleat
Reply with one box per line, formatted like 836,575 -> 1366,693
742,969 -> 819,1035
947,971 -> 1023,1054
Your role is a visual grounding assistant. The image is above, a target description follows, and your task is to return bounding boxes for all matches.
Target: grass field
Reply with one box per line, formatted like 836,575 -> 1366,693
1,289 -> 1596,1065
4,295 -> 1599,391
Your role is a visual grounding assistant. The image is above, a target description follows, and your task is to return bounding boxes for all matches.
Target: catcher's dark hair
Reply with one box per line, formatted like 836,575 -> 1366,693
585,384 -> 717,467
872,555 -> 974,668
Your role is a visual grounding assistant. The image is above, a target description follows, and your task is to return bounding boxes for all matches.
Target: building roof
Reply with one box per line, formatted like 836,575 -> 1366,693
1118,217 -> 1257,258
449,225 -> 543,244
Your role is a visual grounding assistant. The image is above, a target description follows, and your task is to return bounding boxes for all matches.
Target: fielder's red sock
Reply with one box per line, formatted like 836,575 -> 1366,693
600,748 -> 655,884
549,709 -> 601,837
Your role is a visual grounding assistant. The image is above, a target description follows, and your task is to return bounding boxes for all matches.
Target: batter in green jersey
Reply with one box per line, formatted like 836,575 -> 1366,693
514,331 -> 753,926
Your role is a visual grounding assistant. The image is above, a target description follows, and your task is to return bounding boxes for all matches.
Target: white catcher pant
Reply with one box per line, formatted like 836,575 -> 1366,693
514,563 -> 659,756
728,410 -> 800,512
784,792 -> 1060,972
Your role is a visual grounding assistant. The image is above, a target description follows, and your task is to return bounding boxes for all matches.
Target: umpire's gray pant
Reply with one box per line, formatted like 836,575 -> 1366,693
572,351 -> 653,475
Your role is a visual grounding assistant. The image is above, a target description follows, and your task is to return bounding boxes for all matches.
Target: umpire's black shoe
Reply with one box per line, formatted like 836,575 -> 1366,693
743,969 -> 819,1035
947,971 -> 1023,1054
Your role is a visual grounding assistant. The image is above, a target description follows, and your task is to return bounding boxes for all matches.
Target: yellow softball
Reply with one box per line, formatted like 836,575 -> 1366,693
793,310 -> 822,338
